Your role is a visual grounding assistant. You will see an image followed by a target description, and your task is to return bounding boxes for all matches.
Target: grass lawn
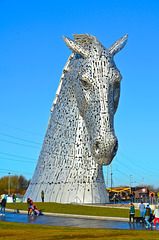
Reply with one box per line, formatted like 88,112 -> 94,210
0,222 -> 159,240
7,202 -> 141,218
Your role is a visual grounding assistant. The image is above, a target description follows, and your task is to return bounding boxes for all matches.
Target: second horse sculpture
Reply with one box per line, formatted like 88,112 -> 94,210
24,33 -> 128,203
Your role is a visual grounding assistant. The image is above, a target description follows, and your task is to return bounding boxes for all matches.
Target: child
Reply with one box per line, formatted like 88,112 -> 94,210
33,204 -> 40,216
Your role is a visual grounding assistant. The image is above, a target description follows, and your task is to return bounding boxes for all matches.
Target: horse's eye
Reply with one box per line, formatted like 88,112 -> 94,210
80,79 -> 91,90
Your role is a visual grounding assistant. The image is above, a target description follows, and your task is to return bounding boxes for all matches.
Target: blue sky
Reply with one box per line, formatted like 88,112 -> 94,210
0,0 -> 159,188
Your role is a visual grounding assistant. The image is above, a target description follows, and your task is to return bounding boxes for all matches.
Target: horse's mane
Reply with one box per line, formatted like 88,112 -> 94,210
50,34 -> 103,114
50,53 -> 74,113
73,34 -> 102,49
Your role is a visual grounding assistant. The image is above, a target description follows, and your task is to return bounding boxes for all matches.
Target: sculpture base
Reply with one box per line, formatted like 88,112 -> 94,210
24,182 -> 109,204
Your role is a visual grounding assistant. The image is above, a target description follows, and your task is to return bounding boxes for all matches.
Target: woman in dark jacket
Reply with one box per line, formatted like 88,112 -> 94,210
129,203 -> 135,222
0,197 -> 6,216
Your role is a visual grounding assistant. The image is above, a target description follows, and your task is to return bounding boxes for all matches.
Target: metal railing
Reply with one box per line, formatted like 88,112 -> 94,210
110,197 -> 159,205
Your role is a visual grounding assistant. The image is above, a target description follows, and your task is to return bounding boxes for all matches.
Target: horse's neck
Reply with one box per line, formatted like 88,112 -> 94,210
34,62 -> 104,185
46,73 -> 84,156
49,74 -> 79,134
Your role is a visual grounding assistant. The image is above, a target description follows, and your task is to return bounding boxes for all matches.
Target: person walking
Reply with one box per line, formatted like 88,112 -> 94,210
153,205 -> 159,228
27,198 -> 33,215
144,204 -> 152,228
129,203 -> 135,223
12,193 -> 15,202
13,193 -> 16,203
41,190 -> 44,202
139,201 -> 145,218
0,197 -> 6,216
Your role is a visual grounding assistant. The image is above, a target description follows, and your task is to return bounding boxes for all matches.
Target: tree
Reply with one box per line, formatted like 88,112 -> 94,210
18,175 -> 30,189
0,174 -> 30,195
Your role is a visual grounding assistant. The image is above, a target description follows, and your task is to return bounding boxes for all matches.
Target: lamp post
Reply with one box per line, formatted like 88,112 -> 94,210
130,175 -> 132,194
142,178 -> 144,185
8,172 -> 10,196
111,173 -> 113,191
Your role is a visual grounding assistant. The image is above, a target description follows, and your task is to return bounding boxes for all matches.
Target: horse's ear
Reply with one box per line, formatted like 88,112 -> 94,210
63,36 -> 89,58
108,34 -> 128,56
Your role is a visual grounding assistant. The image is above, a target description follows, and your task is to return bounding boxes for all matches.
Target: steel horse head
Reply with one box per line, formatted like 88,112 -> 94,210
63,34 -> 128,166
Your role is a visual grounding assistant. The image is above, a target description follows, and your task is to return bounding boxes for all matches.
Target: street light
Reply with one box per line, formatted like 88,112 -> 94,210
130,175 -> 132,194
142,178 -> 144,185
8,172 -> 10,196
111,173 -> 113,191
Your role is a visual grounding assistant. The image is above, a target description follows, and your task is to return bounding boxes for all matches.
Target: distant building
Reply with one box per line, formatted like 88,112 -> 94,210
134,186 -> 149,201
107,186 -> 150,202
107,187 -> 130,201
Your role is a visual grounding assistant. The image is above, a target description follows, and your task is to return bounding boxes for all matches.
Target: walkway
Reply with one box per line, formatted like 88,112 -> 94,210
0,211 -> 158,230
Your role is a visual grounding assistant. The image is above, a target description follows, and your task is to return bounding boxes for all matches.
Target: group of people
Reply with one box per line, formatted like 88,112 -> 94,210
27,198 -> 40,216
26,190 -> 44,215
129,201 -> 159,228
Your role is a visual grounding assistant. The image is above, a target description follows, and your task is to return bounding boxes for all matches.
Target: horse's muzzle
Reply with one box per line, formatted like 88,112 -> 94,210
92,137 -> 118,165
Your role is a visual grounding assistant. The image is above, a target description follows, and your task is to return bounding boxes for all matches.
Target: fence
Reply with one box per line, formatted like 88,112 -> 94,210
110,196 -> 159,205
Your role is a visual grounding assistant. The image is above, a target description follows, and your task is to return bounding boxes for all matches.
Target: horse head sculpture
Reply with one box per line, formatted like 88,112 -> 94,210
63,33 -> 128,166
24,33 -> 128,204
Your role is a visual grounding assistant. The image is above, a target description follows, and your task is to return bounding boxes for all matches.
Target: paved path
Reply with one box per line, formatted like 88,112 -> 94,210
0,212 -> 158,230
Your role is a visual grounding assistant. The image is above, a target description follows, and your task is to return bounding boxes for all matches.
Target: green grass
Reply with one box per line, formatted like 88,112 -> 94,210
0,221 -> 159,240
7,202 -> 141,218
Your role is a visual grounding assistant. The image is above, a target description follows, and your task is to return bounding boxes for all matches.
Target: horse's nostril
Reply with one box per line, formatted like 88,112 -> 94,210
95,142 -> 100,153
96,143 -> 99,149
113,141 -> 118,155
